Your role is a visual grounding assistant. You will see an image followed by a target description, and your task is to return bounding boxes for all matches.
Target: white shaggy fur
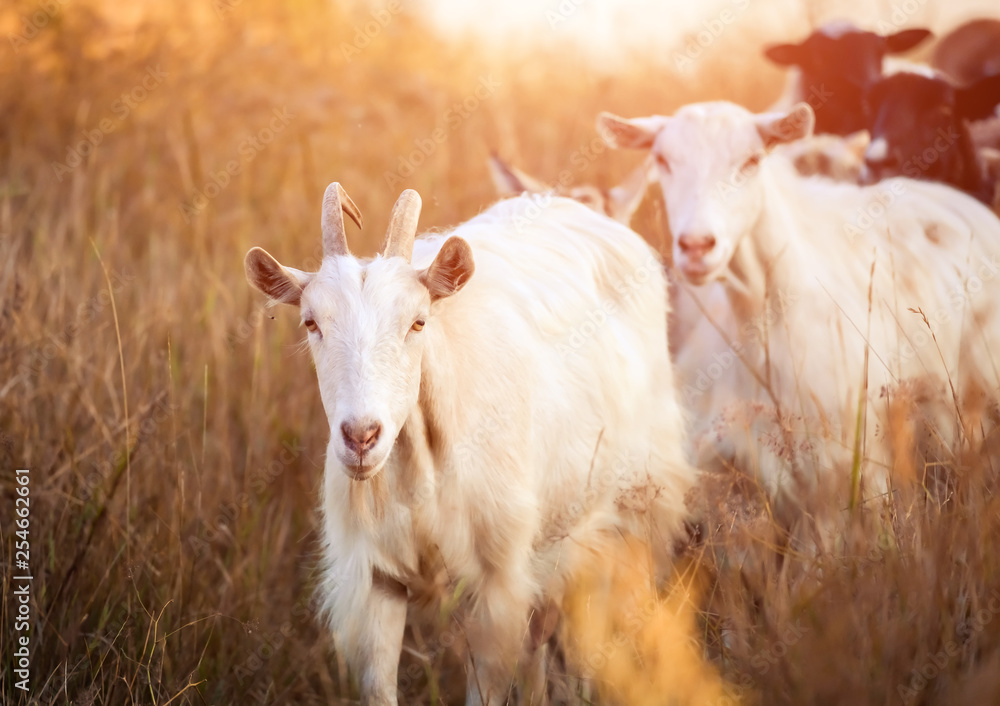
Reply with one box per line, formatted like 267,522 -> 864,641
599,101 -> 1000,505
246,191 -> 695,704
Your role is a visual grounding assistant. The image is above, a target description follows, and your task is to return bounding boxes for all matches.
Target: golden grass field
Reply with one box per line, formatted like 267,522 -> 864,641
3,0 -> 1000,703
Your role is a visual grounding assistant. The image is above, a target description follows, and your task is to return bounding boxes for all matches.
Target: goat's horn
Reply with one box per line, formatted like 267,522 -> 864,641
381,190 -> 422,262
321,183 -> 363,257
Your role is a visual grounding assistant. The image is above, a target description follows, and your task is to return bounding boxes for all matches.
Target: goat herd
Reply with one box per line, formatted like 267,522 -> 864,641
243,18 -> 1000,706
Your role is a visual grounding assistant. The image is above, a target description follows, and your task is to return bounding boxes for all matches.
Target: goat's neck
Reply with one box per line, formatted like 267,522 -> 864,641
394,337 -> 454,507
723,167 -> 801,324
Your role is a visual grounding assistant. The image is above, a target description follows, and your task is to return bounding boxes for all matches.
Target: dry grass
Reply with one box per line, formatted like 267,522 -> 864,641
3,0 -> 1000,704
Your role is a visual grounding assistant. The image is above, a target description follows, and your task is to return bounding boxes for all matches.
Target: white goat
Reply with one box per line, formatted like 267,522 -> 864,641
245,184 -> 695,704
598,102 -> 1000,505
487,153 -> 655,225
774,131 -> 869,183
483,153 -> 720,350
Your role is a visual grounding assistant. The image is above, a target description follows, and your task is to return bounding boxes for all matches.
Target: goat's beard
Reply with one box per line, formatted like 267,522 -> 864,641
348,470 -> 389,529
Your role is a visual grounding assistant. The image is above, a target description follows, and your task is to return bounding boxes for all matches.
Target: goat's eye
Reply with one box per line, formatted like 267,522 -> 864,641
304,319 -> 318,333
411,319 -> 425,332
742,153 -> 762,171
654,153 -> 671,172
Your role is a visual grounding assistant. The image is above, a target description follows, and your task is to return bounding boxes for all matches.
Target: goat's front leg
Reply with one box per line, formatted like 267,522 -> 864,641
355,571 -> 408,706
463,575 -> 535,706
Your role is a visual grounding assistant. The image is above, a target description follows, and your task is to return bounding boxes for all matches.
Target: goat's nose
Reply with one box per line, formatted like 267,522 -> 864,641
677,233 -> 717,258
340,419 -> 382,456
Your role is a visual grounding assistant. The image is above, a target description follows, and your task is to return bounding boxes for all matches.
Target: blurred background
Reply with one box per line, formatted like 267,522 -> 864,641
3,0 -> 1000,704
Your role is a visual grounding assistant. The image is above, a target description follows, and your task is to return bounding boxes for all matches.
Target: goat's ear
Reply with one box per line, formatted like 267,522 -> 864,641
763,42 -> 804,66
597,113 -> 663,150
884,28 -> 932,54
245,247 -> 312,306
420,237 -> 475,302
756,102 -> 815,148
956,74 -> 1000,122
487,154 -> 552,197
844,130 -> 870,158
981,147 -> 1000,182
607,157 -> 655,224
